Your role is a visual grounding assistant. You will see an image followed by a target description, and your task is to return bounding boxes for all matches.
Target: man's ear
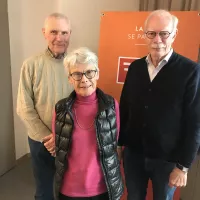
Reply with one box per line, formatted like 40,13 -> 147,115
172,28 -> 178,39
42,28 -> 46,38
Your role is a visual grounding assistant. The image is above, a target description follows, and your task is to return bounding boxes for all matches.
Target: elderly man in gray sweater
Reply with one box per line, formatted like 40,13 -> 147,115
17,13 -> 72,200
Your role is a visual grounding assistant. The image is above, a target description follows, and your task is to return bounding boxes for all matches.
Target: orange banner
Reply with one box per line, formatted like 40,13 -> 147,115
98,11 -> 200,200
98,11 -> 200,102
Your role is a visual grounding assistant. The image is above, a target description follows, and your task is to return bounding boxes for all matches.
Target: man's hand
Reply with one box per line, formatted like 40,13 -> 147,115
169,167 -> 187,188
42,134 -> 55,157
117,146 -> 123,162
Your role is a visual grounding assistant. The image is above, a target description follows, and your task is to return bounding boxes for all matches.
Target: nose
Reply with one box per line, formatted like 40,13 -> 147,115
153,33 -> 162,43
55,33 -> 63,41
81,74 -> 88,82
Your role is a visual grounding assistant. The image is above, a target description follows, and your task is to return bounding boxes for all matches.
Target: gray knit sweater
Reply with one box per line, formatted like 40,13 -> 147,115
17,49 -> 72,142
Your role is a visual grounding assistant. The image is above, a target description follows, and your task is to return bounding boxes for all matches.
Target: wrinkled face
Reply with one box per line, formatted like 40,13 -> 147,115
145,15 -> 177,59
68,64 -> 99,97
42,17 -> 71,56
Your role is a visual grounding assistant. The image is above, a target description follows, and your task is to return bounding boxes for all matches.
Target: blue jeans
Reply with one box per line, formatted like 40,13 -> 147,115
28,137 -> 55,200
123,147 -> 176,200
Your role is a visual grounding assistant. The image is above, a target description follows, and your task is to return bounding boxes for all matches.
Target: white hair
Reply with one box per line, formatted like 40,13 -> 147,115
144,9 -> 178,33
44,12 -> 71,30
64,47 -> 99,75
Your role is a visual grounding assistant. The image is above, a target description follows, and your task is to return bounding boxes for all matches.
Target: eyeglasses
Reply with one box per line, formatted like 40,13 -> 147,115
145,31 -> 172,39
70,70 -> 97,81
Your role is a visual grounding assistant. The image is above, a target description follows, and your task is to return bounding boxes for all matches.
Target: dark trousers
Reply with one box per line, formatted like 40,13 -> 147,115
123,147 -> 176,200
59,192 -> 109,200
28,137 -> 55,200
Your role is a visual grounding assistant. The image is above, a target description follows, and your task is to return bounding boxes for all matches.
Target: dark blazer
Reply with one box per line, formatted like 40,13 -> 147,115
118,51 -> 200,168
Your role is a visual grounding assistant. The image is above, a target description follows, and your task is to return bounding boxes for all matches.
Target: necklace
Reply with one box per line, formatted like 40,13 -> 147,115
73,108 -> 95,130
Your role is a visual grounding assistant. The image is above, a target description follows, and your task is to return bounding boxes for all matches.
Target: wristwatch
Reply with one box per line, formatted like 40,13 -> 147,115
176,163 -> 189,173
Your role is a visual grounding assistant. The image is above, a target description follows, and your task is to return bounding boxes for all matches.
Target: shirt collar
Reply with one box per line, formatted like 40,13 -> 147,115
145,49 -> 173,65
46,48 -> 66,59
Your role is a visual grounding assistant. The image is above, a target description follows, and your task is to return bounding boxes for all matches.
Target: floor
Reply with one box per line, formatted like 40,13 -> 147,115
0,155 -> 182,200
0,156 -> 35,200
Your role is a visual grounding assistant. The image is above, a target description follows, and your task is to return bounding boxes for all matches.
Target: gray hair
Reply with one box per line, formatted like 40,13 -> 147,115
44,12 -> 71,30
64,47 -> 99,75
144,10 -> 178,33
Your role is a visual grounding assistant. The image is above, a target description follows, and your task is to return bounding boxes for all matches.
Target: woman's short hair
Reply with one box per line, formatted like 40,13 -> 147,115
64,47 -> 99,75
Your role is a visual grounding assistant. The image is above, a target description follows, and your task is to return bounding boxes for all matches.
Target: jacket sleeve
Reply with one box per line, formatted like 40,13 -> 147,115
17,61 -> 51,142
179,64 -> 200,168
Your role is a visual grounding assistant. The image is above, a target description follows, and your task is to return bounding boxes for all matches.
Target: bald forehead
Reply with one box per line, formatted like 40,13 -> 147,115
150,14 -> 172,23
146,13 -> 173,31
44,16 -> 71,30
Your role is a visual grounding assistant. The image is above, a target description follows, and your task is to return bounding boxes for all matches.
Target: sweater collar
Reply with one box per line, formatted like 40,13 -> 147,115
145,48 -> 173,65
46,47 -> 66,59
75,91 -> 97,103
66,88 -> 113,112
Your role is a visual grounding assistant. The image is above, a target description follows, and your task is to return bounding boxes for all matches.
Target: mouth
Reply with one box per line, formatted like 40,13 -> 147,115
54,44 -> 65,47
151,45 -> 165,49
80,85 -> 91,89
153,47 -> 162,50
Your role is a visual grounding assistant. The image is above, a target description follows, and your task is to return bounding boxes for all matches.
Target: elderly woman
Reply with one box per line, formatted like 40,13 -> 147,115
52,47 -> 123,200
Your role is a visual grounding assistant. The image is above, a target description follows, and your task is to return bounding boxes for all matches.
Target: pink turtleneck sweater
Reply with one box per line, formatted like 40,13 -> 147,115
52,91 -> 120,197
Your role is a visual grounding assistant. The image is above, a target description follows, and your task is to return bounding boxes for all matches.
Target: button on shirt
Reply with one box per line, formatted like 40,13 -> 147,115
146,49 -> 173,82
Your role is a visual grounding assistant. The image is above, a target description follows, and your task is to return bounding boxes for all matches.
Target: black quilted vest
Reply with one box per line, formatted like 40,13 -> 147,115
54,88 -> 123,200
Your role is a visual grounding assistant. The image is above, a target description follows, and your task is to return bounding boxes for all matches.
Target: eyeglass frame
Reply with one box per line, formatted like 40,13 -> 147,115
69,69 -> 97,81
145,31 -> 172,39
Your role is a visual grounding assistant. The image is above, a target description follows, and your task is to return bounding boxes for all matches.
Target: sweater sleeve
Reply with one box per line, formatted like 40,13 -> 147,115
118,63 -> 134,146
17,61 -> 51,142
179,64 -> 200,168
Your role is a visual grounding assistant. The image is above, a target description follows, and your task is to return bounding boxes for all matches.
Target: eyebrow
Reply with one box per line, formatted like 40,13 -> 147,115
50,30 -> 69,33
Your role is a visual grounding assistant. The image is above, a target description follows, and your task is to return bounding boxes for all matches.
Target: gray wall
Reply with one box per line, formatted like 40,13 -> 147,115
8,0 -> 60,159
0,0 -> 15,176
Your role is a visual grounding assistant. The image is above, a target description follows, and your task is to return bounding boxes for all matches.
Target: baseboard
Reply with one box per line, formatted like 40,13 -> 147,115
16,153 -> 30,165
